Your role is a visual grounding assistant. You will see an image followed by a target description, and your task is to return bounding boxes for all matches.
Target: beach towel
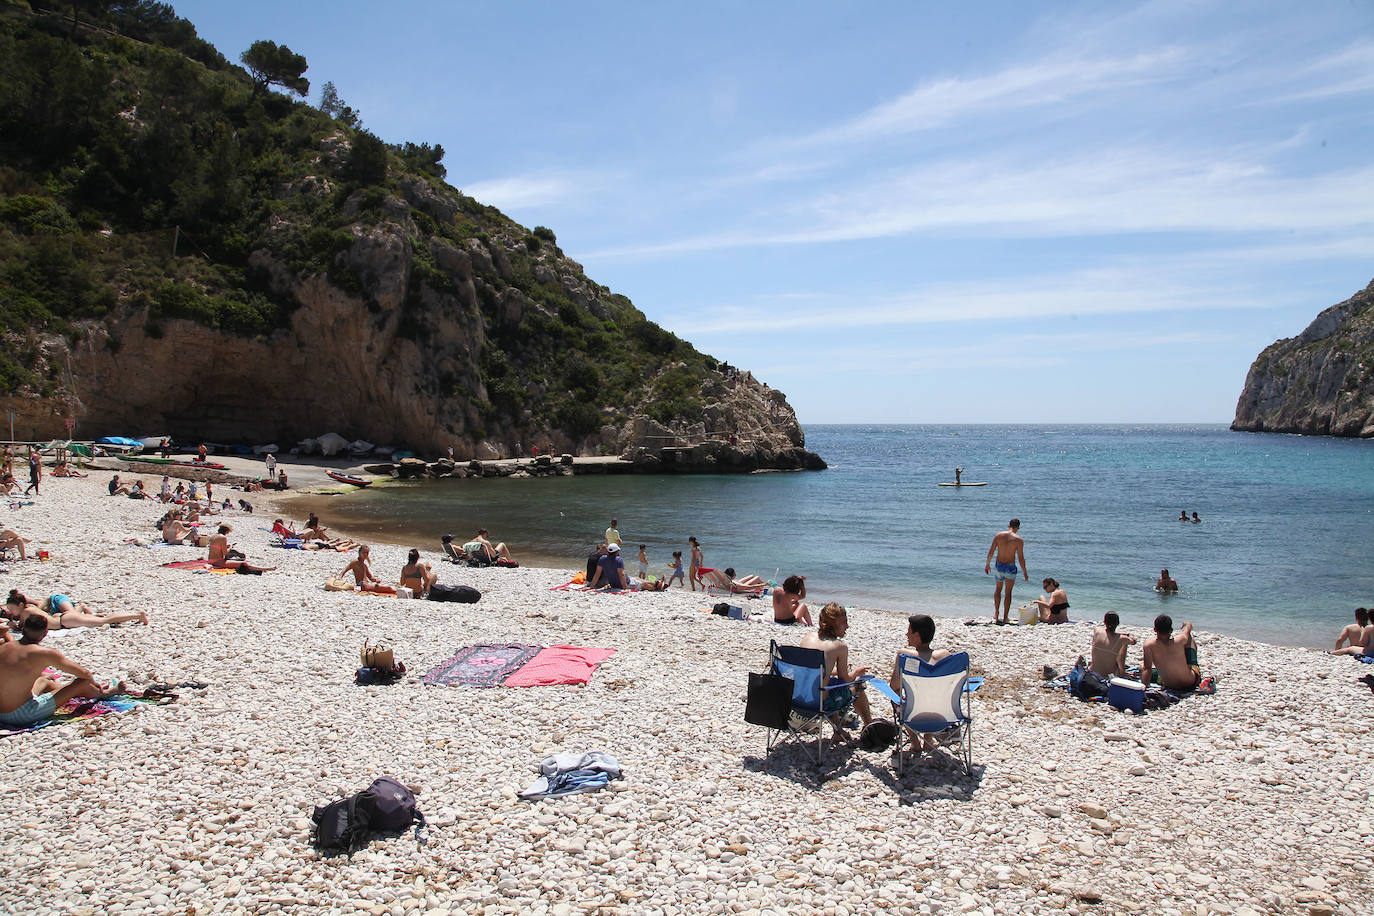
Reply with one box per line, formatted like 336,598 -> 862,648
0,691 -> 176,739
422,644 -> 544,687
161,559 -> 213,569
504,645 -> 617,687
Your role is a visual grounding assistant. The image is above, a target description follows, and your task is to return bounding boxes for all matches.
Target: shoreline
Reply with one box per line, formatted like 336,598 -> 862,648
2,473 -> 1372,914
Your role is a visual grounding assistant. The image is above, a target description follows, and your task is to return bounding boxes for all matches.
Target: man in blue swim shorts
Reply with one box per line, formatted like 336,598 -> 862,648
0,614 -> 120,728
984,519 -> 1029,625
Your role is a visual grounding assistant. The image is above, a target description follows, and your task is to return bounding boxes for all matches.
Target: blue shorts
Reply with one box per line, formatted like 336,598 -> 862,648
822,676 -> 862,714
993,562 -> 1018,582
0,692 -> 57,727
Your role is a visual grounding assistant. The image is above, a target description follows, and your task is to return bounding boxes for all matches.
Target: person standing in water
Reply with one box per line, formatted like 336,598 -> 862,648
984,519 -> 1028,625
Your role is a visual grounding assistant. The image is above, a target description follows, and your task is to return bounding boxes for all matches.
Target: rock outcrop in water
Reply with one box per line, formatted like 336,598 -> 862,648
1231,279 -> 1374,437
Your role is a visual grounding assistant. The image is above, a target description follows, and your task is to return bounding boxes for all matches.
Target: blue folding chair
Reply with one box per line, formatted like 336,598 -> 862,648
765,639 -> 858,765
891,651 -> 974,776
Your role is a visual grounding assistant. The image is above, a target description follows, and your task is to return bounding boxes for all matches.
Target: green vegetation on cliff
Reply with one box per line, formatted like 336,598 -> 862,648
0,0 -> 721,446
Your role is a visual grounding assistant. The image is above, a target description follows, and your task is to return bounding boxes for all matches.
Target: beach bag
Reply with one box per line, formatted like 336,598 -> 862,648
356,662 -> 406,685
428,584 -> 480,603
361,641 -> 393,671
311,776 -> 426,855
494,558 -> 519,568
325,578 -> 354,591
745,671 -> 793,729
1069,658 -> 1109,700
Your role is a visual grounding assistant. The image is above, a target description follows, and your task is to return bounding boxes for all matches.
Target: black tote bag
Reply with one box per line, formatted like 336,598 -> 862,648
745,671 -> 793,729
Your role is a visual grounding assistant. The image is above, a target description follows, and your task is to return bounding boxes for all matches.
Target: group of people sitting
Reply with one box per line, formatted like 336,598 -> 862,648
1088,611 -> 1211,691
333,544 -> 444,597
1333,607 -> 1373,659
441,530 -> 516,567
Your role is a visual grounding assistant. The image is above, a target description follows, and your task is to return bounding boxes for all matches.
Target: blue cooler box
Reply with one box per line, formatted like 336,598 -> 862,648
1107,677 -> 1144,713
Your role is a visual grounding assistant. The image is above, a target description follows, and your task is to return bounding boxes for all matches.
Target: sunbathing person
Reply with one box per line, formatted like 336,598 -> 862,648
400,548 -> 438,597
300,512 -> 328,541
52,456 -> 86,478
1139,615 -> 1207,690
271,518 -> 299,539
701,567 -> 765,592
1089,612 -> 1136,677
339,545 -> 395,594
5,589 -> 147,630
1155,568 -> 1179,593
207,524 -> 274,573
773,574 -> 813,626
441,534 -> 464,563
108,474 -> 132,496
463,528 -> 512,564
800,603 -> 873,736
1031,578 -> 1070,623
0,528 -> 31,560
161,513 -> 202,547
1333,608 -> 1374,657
128,480 -> 150,500
0,615 -> 123,729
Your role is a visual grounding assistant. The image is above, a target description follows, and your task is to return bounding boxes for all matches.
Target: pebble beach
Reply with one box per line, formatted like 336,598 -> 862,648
2,469 -> 1371,916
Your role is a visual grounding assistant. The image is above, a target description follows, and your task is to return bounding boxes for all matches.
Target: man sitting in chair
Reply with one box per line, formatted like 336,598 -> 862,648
800,602 -> 873,736
889,614 -> 951,748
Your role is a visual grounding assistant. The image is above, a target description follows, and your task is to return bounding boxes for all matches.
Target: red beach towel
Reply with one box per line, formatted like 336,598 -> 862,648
503,645 -> 616,687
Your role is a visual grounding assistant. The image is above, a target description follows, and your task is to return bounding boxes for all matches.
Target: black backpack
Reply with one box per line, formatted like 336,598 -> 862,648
312,776 -> 427,855
427,583 -> 480,603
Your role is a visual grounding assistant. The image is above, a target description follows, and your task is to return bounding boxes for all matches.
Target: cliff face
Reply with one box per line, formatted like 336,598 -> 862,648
0,9 -> 820,468
1231,279 -> 1374,437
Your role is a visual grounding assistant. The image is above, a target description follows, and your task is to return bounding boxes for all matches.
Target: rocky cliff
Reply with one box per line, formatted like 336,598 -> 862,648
1231,279 -> 1374,437
0,6 -> 822,469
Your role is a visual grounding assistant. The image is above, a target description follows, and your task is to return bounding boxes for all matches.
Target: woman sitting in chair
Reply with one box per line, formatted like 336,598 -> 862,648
800,602 -> 873,737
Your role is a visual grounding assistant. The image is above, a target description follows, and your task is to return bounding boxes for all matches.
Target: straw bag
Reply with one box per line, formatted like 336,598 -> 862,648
325,577 -> 354,592
361,640 -> 394,671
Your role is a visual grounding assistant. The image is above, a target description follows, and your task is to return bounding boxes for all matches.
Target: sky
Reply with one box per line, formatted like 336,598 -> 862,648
172,0 -> 1374,424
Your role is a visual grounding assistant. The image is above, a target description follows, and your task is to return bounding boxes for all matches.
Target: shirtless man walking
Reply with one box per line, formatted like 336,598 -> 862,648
0,614 -> 120,729
984,519 -> 1028,624
1089,612 -> 1137,677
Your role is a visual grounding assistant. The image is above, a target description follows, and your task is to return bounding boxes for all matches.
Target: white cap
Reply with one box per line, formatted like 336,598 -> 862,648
607,543 -> 620,552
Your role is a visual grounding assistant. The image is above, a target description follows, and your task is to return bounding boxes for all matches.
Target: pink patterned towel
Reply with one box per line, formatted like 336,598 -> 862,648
503,645 -> 617,687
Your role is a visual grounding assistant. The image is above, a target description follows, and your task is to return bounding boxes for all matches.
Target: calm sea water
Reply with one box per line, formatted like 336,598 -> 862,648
305,425 -> 1374,647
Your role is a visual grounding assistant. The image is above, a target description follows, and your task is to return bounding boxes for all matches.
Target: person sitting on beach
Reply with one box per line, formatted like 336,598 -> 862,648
1139,615 -> 1208,690
773,574 -> 813,626
1333,608 -> 1374,657
339,545 -> 395,594
237,499 -> 253,513
0,615 -> 123,729
5,589 -> 147,631
1031,578 -> 1070,623
108,474 -> 131,497
800,602 -> 873,736
207,524 -> 274,574
1,528 -> 31,561
300,512 -> 328,541
52,455 -> 86,478
128,480 -> 149,500
188,480 -> 199,502
700,567 -> 766,592
441,534 -> 464,563
400,548 -> 438,597
271,518 -> 299,539
463,529 -> 512,564
1090,612 -> 1136,678
1155,568 -> 1179,592
890,613 -> 954,751
173,481 -> 186,502
161,512 -> 201,547
160,476 -> 172,502
591,543 -> 629,589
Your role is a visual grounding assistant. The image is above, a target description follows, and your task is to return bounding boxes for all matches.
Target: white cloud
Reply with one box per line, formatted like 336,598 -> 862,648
459,174 -> 583,210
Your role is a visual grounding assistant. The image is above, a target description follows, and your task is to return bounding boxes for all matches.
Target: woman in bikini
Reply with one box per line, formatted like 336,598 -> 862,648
400,548 -> 438,597
1032,578 -> 1070,623
772,574 -> 813,626
5,589 -> 147,630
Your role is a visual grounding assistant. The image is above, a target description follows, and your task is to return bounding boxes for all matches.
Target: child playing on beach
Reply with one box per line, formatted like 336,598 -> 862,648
667,551 -> 686,587
637,545 -> 648,580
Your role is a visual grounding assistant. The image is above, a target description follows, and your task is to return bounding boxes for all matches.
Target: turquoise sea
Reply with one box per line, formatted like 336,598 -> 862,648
307,425 -> 1374,647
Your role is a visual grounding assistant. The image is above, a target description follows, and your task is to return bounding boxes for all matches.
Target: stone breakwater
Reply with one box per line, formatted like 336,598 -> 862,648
1,476 -> 1371,915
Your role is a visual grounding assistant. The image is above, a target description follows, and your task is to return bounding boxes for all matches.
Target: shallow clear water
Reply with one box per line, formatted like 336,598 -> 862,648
304,425 -> 1374,647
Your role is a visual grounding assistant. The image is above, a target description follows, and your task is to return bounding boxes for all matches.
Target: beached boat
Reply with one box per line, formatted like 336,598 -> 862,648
125,455 -> 228,470
326,470 -> 370,487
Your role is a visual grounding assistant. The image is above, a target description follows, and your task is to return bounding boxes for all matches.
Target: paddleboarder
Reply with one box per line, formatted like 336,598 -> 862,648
954,466 -> 963,485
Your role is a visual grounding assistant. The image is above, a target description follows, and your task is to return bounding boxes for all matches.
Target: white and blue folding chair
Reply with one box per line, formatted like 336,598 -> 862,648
890,651 -> 974,776
765,639 -> 856,765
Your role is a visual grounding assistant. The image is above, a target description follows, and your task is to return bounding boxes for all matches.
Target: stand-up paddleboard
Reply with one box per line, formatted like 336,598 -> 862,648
938,481 -> 987,487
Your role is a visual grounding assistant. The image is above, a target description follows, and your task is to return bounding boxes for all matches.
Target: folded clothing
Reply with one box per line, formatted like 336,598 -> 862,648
504,645 -> 616,687
519,750 -> 623,799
